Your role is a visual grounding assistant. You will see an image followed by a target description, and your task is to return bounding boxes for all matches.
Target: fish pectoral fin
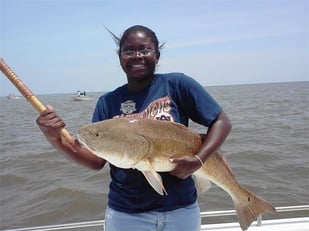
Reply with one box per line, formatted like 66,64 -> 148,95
142,168 -> 168,196
192,168 -> 212,193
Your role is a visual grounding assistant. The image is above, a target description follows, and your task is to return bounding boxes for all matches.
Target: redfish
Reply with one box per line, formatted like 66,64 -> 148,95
76,117 -> 275,230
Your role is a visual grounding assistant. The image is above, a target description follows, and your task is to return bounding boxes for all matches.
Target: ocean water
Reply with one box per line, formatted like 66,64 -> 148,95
0,82 -> 308,230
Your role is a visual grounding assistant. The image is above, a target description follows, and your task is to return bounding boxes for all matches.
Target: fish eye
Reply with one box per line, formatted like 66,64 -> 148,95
94,132 -> 102,139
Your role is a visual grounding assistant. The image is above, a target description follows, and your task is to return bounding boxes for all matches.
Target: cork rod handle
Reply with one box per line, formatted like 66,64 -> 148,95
0,58 -> 74,145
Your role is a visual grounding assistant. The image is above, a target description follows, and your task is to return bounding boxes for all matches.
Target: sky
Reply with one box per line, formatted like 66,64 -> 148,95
0,0 -> 308,96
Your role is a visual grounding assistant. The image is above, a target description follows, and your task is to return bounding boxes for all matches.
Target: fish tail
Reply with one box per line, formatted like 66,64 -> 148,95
233,188 -> 276,230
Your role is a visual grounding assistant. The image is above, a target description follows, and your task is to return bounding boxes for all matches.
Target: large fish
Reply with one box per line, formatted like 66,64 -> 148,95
76,117 -> 275,230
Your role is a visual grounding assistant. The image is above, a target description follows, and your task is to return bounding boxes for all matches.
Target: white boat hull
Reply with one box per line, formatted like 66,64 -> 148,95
72,96 -> 94,101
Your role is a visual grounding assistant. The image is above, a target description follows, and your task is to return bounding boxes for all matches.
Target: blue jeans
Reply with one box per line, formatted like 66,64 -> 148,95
104,201 -> 201,231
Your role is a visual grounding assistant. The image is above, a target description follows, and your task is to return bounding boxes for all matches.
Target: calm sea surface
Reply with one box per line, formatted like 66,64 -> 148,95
0,82 -> 308,230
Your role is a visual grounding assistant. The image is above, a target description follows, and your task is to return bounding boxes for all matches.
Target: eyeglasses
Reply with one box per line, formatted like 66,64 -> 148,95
120,49 -> 155,58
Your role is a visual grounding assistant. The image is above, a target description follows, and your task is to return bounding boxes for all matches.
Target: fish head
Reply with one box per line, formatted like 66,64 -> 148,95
76,118 -> 150,168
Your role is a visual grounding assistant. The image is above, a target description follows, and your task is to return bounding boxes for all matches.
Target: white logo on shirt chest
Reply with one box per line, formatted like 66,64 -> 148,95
120,100 -> 136,114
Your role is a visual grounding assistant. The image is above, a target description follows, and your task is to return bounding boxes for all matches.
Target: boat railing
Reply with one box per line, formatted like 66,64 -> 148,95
4,205 -> 309,231
200,204 -> 309,226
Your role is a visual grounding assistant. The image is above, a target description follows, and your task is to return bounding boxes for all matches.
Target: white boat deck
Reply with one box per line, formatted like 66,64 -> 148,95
4,205 -> 309,231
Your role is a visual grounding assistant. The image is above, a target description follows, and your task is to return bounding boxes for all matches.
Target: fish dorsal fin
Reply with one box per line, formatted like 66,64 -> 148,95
141,160 -> 168,196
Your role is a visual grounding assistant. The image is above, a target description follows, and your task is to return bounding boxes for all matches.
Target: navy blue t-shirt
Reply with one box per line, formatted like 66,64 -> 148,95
92,73 -> 222,213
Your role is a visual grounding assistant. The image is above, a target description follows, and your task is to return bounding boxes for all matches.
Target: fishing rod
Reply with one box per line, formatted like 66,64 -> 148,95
0,58 -> 75,147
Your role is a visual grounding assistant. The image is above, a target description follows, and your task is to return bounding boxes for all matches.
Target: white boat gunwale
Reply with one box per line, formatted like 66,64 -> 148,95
4,205 -> 308,231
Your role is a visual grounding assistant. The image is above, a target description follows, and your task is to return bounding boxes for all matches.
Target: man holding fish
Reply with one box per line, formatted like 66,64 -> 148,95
36,25 -> 240,231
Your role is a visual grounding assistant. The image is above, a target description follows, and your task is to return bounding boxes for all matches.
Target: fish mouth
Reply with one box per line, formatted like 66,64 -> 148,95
75,133 -> 92,151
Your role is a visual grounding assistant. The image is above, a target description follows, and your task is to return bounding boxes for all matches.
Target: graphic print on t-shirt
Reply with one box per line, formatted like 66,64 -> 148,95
116,96 -> 174,121
120,100 -> 136,114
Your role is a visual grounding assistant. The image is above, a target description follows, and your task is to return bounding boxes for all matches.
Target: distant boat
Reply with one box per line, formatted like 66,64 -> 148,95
7,93 -> 20,100
72,95 -> 94,101
72,91 -> 94,101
